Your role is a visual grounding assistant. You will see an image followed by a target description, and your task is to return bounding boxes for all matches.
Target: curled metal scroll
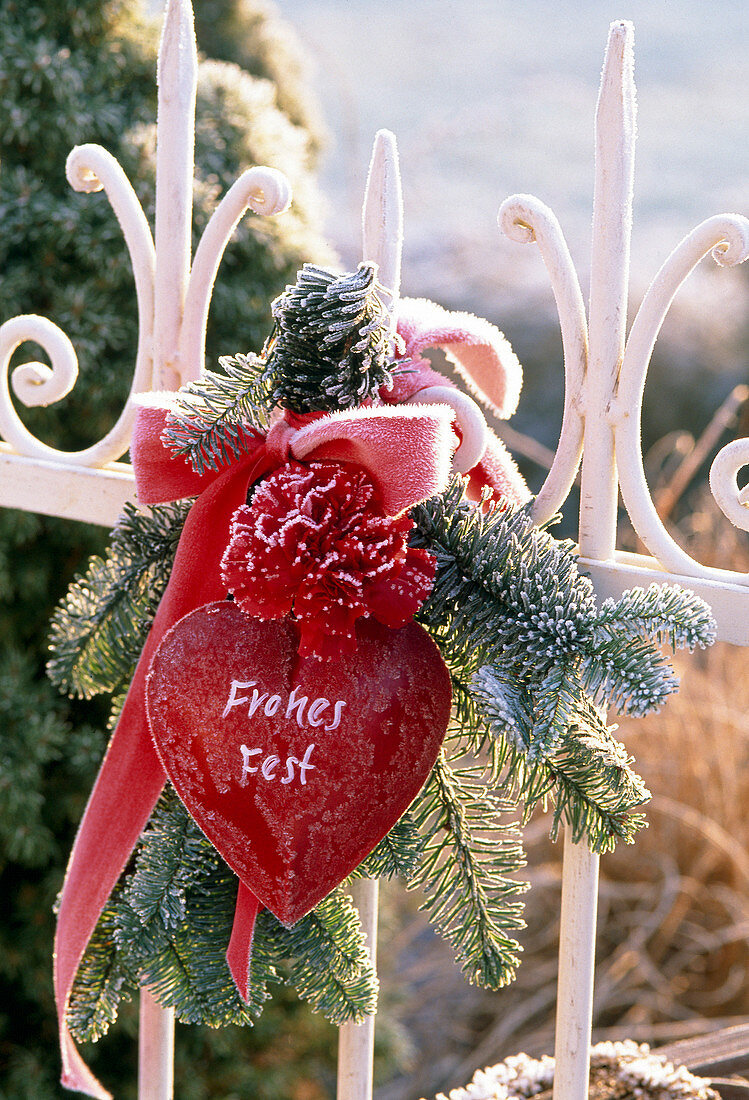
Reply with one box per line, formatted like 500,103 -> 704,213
615,213 -> 749,583
498,197 -> 749,582
498,194 -> 588,525
0,144 -> 155,465
406,385 -> 489,473
0,143 -> 293,465
710,439 -> 749,531
179,166 -> 292,379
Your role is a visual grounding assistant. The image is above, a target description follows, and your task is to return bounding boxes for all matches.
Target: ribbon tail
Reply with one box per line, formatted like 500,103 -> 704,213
227,882 -> 263,1003
60,1041 -> 112,1100
55,444 -> 268,1098
55,666 -> 166,1099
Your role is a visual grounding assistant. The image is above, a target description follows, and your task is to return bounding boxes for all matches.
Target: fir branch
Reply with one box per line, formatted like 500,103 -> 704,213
47,501 -> 188,699
409,751 -> 527,989
546,718 -> 650,852
414,480 -> 716,726
354,809 -> 424,881
267,262 -> 395,413
162,352 -> 271,475
105,791 -> 264,1027
120,860 -> 259,1027
469,665 -> 535,756
479,687 -> 651,854
107,687 -> 129,732
56,442 -> 715,1037
160,263 -> 399,466
268,889 -> 378,1024
121,789 -> 217,934
593,583 -> 717,651
581,635 -> 679,717
79,790 -> 380,1029
528,660 -> 584,757
67,895 -> 136,1044
413,480 -> 597,682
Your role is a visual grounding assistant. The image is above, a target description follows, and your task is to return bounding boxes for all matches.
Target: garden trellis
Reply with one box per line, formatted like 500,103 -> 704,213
1,7 -> 749,1100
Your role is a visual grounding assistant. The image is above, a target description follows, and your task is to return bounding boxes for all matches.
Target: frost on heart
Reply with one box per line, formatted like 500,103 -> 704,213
220,460 -> 436,660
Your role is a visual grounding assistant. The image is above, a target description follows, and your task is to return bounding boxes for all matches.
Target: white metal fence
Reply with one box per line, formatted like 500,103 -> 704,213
1,4 -> 748,1099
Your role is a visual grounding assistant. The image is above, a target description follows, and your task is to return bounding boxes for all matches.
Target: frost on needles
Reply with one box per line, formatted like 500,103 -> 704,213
411,480 -> 716,853
162,261 -> 397,475
46,261 -> 717,1041
266,262 -> 395,413
48,479 -> 715,1039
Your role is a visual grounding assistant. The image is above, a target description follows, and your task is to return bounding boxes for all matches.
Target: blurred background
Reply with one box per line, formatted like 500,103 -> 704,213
278,0 -> 749,307
276,0 -> 749,513
1,1 -> 749,1098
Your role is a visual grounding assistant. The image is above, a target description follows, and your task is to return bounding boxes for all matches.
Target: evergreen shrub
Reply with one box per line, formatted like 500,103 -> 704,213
0,2 -> 335,1095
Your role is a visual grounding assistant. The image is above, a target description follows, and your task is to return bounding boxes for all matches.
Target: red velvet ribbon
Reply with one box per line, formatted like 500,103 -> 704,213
388,301 -> 531,508
54,400 -> 454,1100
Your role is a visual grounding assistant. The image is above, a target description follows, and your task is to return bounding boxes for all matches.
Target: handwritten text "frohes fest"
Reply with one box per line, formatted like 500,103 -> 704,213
222,679 -> 347,788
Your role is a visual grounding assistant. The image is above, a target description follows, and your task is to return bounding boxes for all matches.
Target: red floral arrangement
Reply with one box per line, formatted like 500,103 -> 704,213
220,460 -> 436,659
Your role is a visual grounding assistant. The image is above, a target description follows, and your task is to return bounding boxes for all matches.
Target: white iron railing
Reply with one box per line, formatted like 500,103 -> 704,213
1,5 -> 748,1100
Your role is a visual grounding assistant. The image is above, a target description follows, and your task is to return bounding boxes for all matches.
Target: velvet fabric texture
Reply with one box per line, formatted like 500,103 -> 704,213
54,401 -> 455,1100
53,297 -> 527,1097
386,297 -> 530,507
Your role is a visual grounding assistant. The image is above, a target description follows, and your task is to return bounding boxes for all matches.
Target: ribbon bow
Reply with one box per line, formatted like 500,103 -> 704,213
54,399 -> 455,1100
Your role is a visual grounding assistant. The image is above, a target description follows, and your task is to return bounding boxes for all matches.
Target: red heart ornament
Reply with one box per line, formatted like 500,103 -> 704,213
146,601 -> 451,924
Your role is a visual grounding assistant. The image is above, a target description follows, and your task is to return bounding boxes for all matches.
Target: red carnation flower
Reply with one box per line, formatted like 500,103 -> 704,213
221,460 -> 435,660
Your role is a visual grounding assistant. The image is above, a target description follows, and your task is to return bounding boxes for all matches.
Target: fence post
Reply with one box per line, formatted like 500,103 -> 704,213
336,879 -> 380,1100
335,126 -> 403,1100
552,23 -> 635,1100
136,0 -> 201,1093
153,0 -> 198,393
138,989 -> 175,1100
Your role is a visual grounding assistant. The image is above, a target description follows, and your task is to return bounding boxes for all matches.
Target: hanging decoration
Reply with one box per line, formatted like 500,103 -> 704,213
147,604 -> 451,924
47,260 -> 716,1100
